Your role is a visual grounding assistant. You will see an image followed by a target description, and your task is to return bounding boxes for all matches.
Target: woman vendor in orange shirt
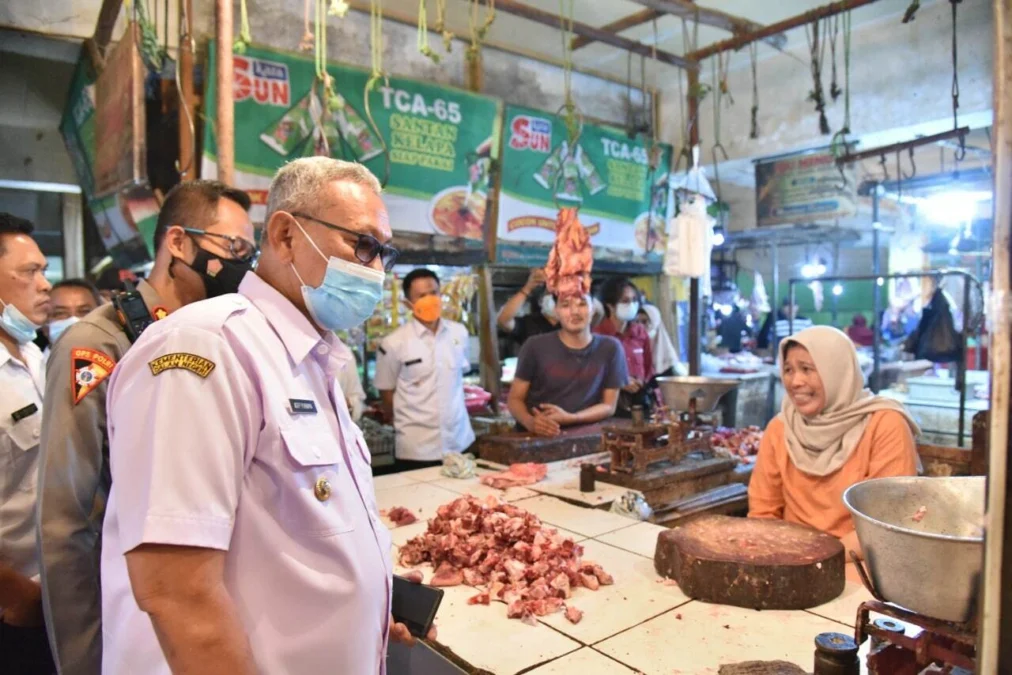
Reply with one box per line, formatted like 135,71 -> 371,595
748,326 -> 920,557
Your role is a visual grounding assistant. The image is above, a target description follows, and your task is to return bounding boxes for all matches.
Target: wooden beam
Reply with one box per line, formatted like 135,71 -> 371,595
628,0 -> 787,50
571,8 -> 664,50
686,66 -> 701,377
177,0 -> 196,182
92,0 -> 123,54
215,0 -> 234,185
687,0 -> 882,62
478,0 -> 697,71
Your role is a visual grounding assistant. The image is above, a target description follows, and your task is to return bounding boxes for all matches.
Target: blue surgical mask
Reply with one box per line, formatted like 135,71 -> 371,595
0,298 -> 41,344
48,316 -> 80,344
291,220 -> 385,332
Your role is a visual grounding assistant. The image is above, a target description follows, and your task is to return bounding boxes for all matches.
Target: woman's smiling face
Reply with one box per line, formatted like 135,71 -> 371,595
782,343 -> 827,417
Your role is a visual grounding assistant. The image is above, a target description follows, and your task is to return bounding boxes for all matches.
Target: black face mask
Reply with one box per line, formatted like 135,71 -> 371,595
185,248 -> 253,298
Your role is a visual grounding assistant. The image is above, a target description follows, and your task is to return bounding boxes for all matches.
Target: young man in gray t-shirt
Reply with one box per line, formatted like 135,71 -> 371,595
508,293 -> 628,437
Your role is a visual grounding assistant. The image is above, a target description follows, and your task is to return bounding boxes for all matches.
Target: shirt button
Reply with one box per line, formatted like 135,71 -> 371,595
314,477 -> 332,501
316,344 -> 329,355
33,429 -> 40,438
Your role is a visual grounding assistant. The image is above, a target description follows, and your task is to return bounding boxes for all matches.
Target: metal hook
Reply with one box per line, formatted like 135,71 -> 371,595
955,130 -> 967,162
879,154 -> 890,183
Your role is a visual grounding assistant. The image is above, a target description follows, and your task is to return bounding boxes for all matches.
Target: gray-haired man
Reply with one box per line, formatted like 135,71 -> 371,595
98,158 -> 429,674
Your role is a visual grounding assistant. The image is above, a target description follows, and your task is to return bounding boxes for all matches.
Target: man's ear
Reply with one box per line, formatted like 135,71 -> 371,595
163,225 -> 192,261
265,212 -> 295,265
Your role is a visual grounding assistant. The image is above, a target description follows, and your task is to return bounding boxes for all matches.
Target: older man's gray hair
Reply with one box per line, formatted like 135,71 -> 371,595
265,157 -> 382,220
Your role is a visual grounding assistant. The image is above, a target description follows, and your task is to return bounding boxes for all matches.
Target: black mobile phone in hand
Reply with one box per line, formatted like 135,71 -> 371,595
392,575 -> 444,639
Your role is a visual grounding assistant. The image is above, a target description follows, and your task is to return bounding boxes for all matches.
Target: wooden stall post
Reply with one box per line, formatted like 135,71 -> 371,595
981,0 -> 1012,670
178,0 -> 196,181
686,66 -> 702,376
466,43 -> 501,413
216,0 -> 235,185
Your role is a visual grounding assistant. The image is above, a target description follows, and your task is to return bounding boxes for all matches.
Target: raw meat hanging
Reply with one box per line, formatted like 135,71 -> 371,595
479,463 -> 548,490
398,495 -> 611,624
545,207 -> 593,299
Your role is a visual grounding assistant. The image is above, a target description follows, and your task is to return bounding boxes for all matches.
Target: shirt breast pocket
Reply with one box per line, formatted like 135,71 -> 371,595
6,412 -> 41,493
279,424 -> 355,537
399,356 -> 432,386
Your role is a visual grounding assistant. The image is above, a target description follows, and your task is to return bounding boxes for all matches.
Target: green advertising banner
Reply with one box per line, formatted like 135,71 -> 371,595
495,104 -> 672,268
61,55 -> 155,265
202,41 -> 501,254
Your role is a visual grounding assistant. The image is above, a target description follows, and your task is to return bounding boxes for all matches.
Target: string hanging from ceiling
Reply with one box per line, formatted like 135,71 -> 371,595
804,18 -> 831,135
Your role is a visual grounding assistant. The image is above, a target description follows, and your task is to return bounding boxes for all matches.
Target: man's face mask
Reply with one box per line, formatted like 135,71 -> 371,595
186,247 -> 254,299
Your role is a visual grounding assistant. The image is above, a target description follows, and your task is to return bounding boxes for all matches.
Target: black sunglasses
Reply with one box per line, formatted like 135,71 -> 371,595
289,212 -> 399,272
181,227 -> 258,263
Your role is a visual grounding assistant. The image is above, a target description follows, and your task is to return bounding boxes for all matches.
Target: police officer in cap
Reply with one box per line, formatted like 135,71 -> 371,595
36,180 -> 255,675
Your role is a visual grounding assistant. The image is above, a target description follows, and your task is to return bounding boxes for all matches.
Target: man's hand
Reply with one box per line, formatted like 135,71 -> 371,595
523,268 -> 547,295
622,379 -> 643,394
389,616 -> 438,646
530,407 -> 561,437
538,404 -> 574,426
2,578 -> 44,627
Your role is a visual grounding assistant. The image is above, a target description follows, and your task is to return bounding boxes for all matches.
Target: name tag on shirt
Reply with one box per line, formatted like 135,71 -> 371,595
289,399 -> 318,414
404,358 -> 423,367
11,403 -> 38,422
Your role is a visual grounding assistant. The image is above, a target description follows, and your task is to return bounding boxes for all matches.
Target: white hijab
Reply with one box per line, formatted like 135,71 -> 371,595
642,304 -> 679,375
779,326 -> 920,476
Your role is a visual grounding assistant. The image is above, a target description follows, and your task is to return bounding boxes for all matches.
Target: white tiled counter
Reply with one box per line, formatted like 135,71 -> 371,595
383,467 -> 872,675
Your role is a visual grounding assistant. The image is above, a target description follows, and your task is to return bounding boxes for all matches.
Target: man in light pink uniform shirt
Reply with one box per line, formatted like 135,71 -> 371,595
100,159 -> 417,674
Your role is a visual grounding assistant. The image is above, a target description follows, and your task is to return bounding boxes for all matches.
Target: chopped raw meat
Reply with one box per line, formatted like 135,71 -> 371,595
402,569 -> 424,584
468,592 -> 490,605
385,506 -> 418,527
912,506 -> 928,523
710,426 -> 764,465
430,561 -> 464,587
397,495 -> 612,623
564,605 -> 584,624
479,463 -> 549,490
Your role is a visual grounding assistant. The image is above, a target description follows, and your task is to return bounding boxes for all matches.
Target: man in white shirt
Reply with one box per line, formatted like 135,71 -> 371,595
375,269 -> 475,471
0,212 -> 54,674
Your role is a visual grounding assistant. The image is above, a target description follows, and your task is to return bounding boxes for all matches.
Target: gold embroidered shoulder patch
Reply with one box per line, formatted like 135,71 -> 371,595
148,353 -> 216,378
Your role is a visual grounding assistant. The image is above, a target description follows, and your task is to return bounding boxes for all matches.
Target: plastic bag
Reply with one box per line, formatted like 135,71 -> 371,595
904,288 -> 962,363
609,491 -> 653,521
441,453 -> 477,479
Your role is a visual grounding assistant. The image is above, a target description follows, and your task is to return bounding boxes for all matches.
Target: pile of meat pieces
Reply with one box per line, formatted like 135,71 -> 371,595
545,207 -> 593,299
710,426 -> 763,464
478,463 -> 548,490
399,495 -> 612,625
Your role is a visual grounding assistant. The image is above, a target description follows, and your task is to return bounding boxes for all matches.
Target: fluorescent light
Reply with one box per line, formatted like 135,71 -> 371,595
877,277 -> 885,287
916,190 -> 991,227
832,284 -> 844,296
712,229 -> 725,247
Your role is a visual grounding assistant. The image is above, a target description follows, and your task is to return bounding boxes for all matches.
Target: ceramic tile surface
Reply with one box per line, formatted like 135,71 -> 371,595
805,580 -> 875,627
594,522 -> 668,559
372,472 -> 419,491
375,481 -> 459,523
526,468 -> 636,507
397,465 -> 453,482
428,585 -> 582,674
429,474 -> 538,502
538,540 -> 691,645
519,495 -> 639,538
524,648 -> 637,674
596,600 -> 847,675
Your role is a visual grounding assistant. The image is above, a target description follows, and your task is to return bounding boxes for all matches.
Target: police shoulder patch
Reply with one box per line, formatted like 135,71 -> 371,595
72,348 -> 117,405
148,352 -> 216,378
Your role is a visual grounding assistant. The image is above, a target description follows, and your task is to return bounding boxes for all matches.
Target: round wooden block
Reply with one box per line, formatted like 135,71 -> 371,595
654,515 -> 846,610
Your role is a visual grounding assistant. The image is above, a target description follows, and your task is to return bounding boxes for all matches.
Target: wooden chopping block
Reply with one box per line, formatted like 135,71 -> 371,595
477,420 -> 629,465
654,515 -> 845,610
